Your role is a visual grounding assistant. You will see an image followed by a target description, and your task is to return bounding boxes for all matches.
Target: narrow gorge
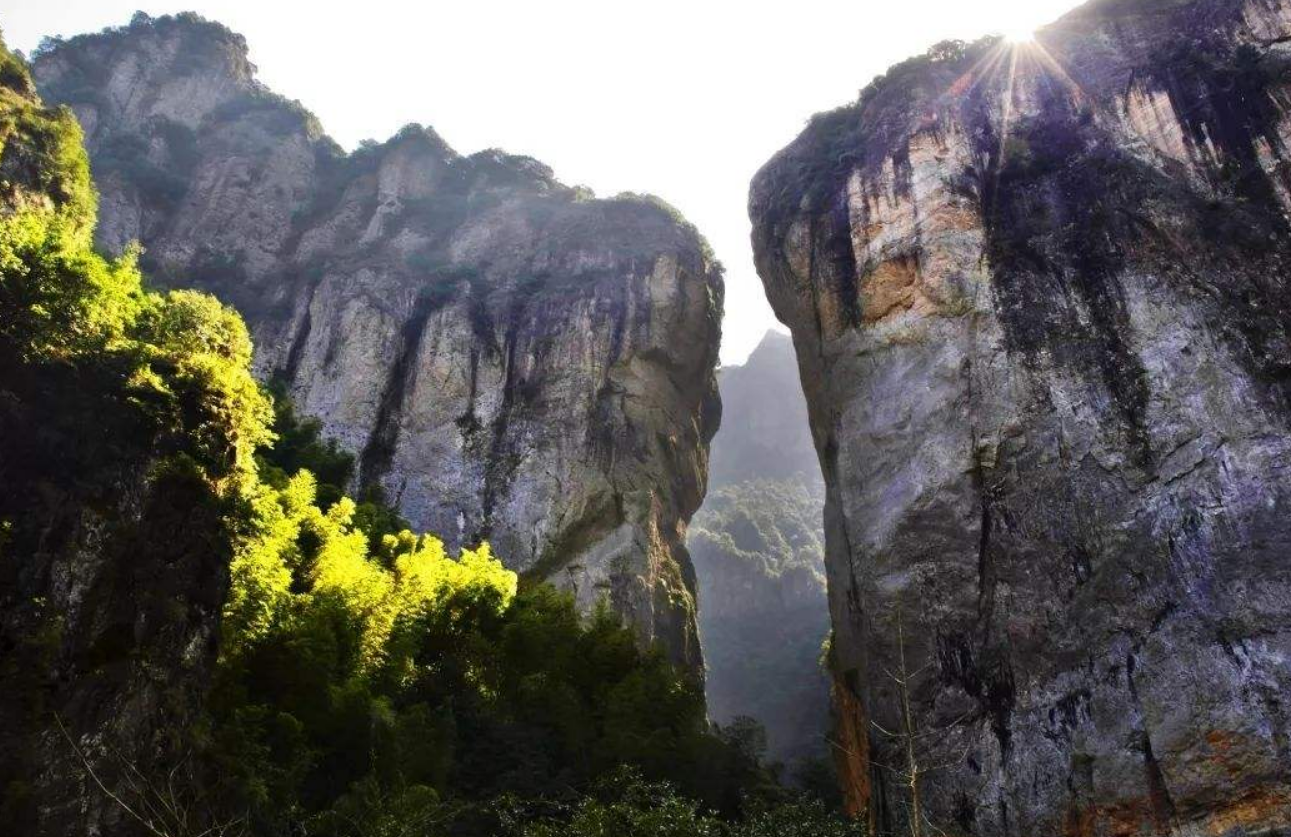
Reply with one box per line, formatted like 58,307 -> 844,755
2,26 -> 762,837
751,0 -> 1291,833
32,14 -> 724,669
689,329 -> 831,771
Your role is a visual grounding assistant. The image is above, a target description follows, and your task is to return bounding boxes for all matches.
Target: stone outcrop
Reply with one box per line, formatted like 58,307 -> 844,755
751,0 -> 1291,832
33,13 -> 723,669
690,331 -> 830,768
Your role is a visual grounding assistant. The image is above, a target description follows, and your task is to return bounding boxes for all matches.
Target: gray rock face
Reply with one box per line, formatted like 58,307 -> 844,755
34,13 -> 723,669
750,0 -> 1291,832
690,331 -> 830,768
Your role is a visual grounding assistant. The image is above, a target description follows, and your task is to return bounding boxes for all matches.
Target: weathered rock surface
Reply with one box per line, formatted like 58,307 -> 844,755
689,331 -> 830,768
34,13 -> 724,669
751,0 -> 1291,832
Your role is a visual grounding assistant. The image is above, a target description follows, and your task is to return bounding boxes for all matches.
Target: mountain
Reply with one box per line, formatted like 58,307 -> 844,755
32,13 -> 723,669
750,0 -> 1291,833
689,331 -> 831,769
707,330 -> 822,487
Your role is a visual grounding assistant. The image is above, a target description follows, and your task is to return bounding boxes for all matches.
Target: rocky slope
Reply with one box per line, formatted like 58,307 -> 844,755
751,0 -> 1291,832
689,331 -> 830,768
33,13 -> 723,669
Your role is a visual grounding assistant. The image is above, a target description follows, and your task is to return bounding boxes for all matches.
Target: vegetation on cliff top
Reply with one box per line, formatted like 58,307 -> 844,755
752,36 -> 1001,236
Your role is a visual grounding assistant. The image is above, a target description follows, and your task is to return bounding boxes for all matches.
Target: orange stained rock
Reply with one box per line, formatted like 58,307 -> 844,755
1062,797 -> 1158,837
1062,785 -> 1291,837
1203,786 -> 1291,836
831,672 -> 874,830
861,256 -> 920,323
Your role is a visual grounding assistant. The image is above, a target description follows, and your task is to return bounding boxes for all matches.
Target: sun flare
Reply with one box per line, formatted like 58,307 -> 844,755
1003,24 -> 1038,44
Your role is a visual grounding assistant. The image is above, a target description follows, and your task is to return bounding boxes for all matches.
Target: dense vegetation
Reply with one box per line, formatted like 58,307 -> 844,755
501,769 -> 863,837
0,35 -> 273,835
210,401 -> 791,835
691,480 -> 825,585
0,41 -> 859,836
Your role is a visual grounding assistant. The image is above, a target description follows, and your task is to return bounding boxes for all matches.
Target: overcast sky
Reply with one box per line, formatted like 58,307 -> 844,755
5,0 -> 1080,364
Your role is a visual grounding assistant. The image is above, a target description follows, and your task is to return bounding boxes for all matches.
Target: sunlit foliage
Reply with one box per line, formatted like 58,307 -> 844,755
201,393 -> 783,836
0,38 -> 270,490
222,469 -> 516,671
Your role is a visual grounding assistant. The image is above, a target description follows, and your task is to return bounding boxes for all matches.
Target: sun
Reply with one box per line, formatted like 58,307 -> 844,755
998,7 -> 1046,44
1002,24 -> 1038,44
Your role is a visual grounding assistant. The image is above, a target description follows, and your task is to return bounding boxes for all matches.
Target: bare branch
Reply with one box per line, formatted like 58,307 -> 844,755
54,714 -> 246,837
55,714 -> 169,837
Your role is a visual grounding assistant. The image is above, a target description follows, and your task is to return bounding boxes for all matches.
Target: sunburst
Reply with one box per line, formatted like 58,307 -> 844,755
1002,25 -> 1038,44
941,31 -> 1086,126
932,30 -> 1088,220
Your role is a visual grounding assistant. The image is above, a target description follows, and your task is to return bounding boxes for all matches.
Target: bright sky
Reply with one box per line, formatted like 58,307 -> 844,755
5,0 -> 1080,364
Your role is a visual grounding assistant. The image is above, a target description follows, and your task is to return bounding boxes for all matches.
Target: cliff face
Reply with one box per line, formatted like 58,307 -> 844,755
689,331 -> 829,768
751,0 -> 1291,833
34,13 -> 723,669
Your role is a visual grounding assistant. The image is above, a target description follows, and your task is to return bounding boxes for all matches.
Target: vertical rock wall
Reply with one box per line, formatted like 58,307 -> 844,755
751,0 -> 1291,832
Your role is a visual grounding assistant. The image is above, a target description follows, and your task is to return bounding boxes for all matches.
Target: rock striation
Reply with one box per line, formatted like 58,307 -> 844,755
689,331 -> 830,769
33,13 -> 724,669
751,0 -> 1291,832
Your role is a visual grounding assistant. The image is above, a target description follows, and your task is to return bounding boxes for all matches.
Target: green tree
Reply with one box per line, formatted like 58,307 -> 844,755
0,40 -> 273,836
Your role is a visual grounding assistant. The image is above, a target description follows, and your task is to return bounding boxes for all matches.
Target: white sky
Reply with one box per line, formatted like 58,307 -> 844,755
5,0 -> 1080,364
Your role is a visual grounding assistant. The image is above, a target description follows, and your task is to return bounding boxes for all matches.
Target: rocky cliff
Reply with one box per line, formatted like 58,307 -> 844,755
751,0 -> 1291,833
689,331 -> 830,768
33,13 -> 723,669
